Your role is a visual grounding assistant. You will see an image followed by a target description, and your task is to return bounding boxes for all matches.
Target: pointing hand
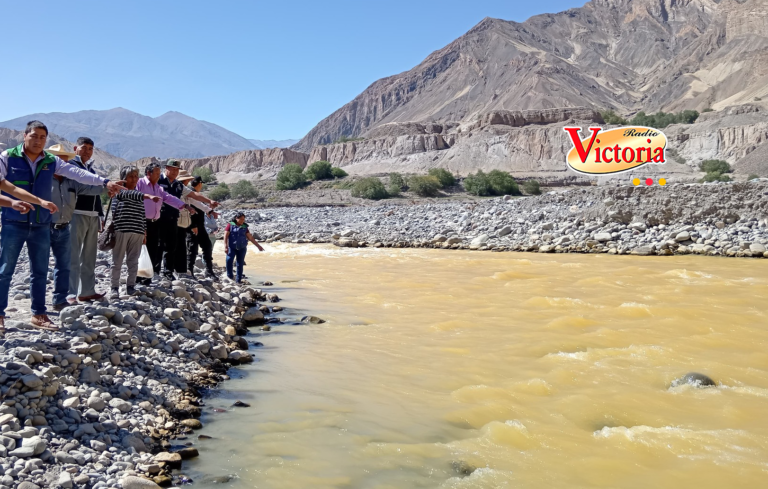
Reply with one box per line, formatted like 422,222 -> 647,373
12,201 -> 34,214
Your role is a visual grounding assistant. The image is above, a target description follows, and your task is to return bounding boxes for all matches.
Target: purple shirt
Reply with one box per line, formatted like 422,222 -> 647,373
136,177 -> 185,219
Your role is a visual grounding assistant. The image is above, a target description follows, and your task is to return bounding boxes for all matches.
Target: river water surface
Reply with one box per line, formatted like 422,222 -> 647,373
190,245 -> 768,488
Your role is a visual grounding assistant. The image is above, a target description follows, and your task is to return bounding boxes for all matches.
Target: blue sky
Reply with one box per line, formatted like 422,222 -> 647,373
0,0 -> 584,140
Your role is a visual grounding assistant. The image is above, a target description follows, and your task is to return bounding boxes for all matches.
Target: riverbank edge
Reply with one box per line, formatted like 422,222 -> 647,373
0,258 -> 284,489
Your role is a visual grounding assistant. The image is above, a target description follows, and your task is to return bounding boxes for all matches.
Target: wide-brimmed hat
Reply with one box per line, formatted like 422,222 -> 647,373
47,143 -> 76,159
166,159 -> 181,168
177,169 -> 195,182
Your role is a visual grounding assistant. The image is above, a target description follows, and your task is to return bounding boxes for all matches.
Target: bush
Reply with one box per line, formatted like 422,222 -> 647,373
747,174 -> 760,181
192,167 -> 215,183
208,183 -> 230,201
230,180 -> 258,200
522,179 -> 541,195
463,171 -> 492,196
409,175 -> 441,197
387,184 -> 401,197
351,177 -> 388,200
427,168 -> 456,188
700,172 -> 731,183
700,159 -> 731,174
304,161 -> 334,181
487,170 -> 519,195
330,167 -> 348,178
630,110 -> 699,129
276,164 -> 307,190
388,173 -> 407,191
702,108 -> 714,113
600,110 -> 629,125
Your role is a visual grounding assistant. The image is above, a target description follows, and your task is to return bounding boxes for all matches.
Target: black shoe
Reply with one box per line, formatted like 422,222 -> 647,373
126,286 -> 137,296
163,271 -> 176,281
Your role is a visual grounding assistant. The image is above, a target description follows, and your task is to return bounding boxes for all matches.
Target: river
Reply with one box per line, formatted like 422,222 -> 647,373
188,245 -> 768,488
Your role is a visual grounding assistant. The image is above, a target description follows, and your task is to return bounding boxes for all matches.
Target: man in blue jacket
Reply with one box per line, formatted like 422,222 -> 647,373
0,121 -> 125,331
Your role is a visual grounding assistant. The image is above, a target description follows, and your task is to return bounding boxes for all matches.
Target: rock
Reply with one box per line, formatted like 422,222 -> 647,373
163,308 -> 183,320
750,243 -> 766,254
211,345 -> 228,360
10,436 -> 46,457
87,396 -> 106,411
21,373 -> 43,389
232,400 -> 251,408
55,451 -> 78,464
79,366 -> 101,384
178,447 -> 200,459
122,434 -> 148,452
110,351 -> 122,366
631,246 -> 654,256
242,307 -> 265,323
675,231 -> 691,242
301,315 -> 326,324
594,232 -> 612,242
59,471 -> 73,489
497,226 -> 512,237
122,476 -> 162,489
110,398 -> 132,413
334,237 -> 359,248
153,452 -> 182,468
181,419 -> 203,430
471,234 -> 489,246
59,305 -> 84,323
62,397 -> 80,408
671,372 -> 717,388
17,482 -> 40,489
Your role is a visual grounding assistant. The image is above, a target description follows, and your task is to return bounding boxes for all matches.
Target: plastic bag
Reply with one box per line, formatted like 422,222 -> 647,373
137,245 -> 154,279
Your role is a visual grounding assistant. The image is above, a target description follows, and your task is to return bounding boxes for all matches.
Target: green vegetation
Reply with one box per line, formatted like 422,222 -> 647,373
600,110 -> 629,125
333,179 -> 356,190
192,167 -> 215,183
699,159 -> 732,183
389,173 -> 407,190
230,180 -> 258,200
101,193 -> 110,208
351,177 -> 388,200
408,175 -> 442,197
748,174 -> 760,181
702,108 -> 714,113
522,179 -> 541,195
304,161 -> 334,181
276,164 -> 307,190
755,97 -> 762,102
630,110 -> 699,129
333,135 -> 365,144
427,168 -> 457,188
208,183 -> 231,201
464,170 -> 520,196
330,167 -> 348,178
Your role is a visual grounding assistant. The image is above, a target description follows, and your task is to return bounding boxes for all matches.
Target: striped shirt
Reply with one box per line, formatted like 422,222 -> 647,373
112,190 -> 146,235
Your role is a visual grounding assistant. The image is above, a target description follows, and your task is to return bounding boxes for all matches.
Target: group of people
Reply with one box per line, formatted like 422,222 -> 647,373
0,120 -> 264,334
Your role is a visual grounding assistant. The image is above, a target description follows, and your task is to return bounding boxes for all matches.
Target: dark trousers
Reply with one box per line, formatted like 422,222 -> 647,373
187,228 -> 214,273
0,222 -> 50,315
226,247 -> 247,283
145,219 -> 163,275
160,219 -> 187,274
50,224 -> 72,306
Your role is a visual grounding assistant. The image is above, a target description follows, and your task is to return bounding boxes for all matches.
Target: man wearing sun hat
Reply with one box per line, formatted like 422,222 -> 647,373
156,159 -> 219,281
46,143 -> 109,311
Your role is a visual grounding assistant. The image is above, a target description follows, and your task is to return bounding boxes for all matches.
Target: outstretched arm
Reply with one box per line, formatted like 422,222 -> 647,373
0,180 -> 58,213
0,195 -> 34,214
246,231 -> 265,252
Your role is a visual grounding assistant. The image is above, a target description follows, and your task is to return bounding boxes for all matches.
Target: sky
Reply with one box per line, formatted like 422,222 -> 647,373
0,0 -> 584,140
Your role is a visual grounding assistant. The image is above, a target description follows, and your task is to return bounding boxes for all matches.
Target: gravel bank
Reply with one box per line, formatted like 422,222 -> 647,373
240,181 -> 768,258
0,249 -> 283,488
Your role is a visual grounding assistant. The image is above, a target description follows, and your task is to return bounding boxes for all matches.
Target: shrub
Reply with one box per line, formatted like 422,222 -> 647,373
351,177 -> 388,200
230,180 -> 258,200
276,164 -> 307,190
630,110 -> 699,129
702,108 -> 714,113
700,172 -> 731,183
192,167 -> 215,183
208,183 -> 230,201
522,179 -> 541,195
304,161 -> 334,181
427,168 -> 456,188
600,110 -> 629,125
487,170 -> 519,195
330,167 -> 348,178
700,159 -> 731,174
747,174 -> 760,181
387,184 -> 401,197
463,171 -> 492,196
409,175 -> 441,197
388,173 -> 407,191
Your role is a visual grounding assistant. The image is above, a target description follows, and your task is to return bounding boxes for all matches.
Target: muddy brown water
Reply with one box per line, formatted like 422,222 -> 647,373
189,244 -> 768,488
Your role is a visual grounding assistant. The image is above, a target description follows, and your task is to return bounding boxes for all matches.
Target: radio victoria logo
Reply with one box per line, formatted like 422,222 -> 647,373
563,125 -> 668,186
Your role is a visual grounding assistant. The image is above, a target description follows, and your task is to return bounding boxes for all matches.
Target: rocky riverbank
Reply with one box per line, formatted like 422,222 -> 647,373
240,181 -> 768,258
0,250 -> 282,488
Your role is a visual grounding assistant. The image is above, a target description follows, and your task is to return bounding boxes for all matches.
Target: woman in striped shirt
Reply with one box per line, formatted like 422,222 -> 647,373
110,167 -> 161,298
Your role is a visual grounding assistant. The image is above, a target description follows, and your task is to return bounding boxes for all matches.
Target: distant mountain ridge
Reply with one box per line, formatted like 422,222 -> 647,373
248,139 -> 299,149
0,108 -> 294,161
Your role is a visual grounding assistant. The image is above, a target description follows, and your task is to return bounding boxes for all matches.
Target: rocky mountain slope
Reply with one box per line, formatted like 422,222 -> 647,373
0,108 -> 257,161
293,0 -> 768,152
0,127 -> 127,176
248,139 -> 299,149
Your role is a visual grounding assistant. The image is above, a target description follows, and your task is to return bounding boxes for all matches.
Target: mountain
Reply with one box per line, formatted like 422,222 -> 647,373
248,139 -> 299,149
293,0 -> 768,152
0,127 -> 127,177
0,108 -> 258,161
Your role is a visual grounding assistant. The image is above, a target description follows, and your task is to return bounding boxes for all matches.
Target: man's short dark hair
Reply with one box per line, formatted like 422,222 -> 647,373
24,120 -> 48,135
191,176 -> 203,187
76,137 -> 95,147
145,162 -> 160,176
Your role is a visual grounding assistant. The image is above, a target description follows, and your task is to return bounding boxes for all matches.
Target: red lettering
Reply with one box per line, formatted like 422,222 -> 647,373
602,147 -> 613,163
622,147 -> 635,162
653,147 -> 665,162
595,148 -> 602,163
613,145 -> 621,162
564,127 -> 601,163
636,148 -> 645,161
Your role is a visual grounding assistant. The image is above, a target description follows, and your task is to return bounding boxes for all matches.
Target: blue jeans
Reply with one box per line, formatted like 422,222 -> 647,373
50,224 -> 72,306
226,247 -> 247,283
0,222 -> 51,316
